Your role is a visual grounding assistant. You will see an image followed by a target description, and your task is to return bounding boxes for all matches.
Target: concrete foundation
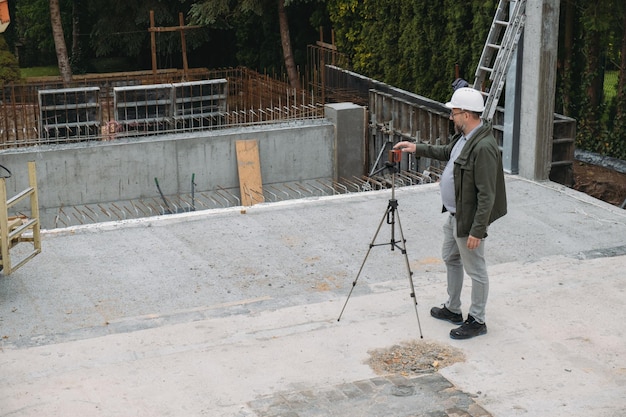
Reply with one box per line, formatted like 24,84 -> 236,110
1,121 -> 334,225
0,105 -> 370,229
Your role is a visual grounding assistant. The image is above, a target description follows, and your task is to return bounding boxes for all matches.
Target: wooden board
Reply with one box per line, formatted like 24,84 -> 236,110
235,139 -> 264,206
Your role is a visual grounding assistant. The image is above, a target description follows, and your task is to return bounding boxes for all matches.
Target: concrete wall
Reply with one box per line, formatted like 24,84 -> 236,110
0,119 -> 337,216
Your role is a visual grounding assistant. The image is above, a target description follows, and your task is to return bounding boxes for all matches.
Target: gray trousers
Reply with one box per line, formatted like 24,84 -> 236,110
441,214 -> 489,324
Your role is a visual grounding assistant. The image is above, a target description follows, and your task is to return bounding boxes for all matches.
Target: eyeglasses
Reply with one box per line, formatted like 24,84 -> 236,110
450,110 -> 466,118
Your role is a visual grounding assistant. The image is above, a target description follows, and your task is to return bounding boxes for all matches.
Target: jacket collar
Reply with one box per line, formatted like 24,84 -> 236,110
453,119 -> 493,165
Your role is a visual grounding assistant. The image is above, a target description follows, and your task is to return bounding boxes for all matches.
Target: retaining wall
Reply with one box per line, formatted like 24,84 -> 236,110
0,119 -> 342,226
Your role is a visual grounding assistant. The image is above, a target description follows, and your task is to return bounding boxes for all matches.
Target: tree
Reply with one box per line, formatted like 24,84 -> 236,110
14,0 -> 58,66
0,35 -> 20,84
558,0 -> 581,117
327,0 -> 495,103
87,1 -> 197,65
188,0 -> 303,89
50,0 -> 72,85
608,2 -> 626,158
70,0 -> 86,73
574,1 -> 620,155
277,0 -> 299,89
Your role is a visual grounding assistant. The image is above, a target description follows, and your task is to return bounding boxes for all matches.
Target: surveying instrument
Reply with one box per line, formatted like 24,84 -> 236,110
337,149 -> 423,338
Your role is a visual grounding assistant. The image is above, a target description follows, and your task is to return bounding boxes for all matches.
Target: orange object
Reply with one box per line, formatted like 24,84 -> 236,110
389,149 -> 402,163
0,0 -> 10,33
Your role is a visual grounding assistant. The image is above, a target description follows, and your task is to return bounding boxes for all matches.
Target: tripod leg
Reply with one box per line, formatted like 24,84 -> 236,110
337,205 -> 392,321
394,208 -> 424,338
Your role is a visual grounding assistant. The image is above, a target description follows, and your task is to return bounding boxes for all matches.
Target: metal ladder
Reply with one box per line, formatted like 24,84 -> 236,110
473,0 -> 527,121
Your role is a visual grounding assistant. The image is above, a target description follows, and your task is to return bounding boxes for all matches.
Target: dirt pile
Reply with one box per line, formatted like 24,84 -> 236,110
572,162 -> 626,207
367,340 -> 465,376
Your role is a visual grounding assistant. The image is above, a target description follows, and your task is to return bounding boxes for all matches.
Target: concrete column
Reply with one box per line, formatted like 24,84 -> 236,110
325,103 -> 366,181
518,0 -> 560,181
503,0 -> 522,175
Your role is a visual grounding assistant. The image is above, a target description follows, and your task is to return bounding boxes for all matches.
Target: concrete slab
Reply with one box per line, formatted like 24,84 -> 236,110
1,176 -> 625,416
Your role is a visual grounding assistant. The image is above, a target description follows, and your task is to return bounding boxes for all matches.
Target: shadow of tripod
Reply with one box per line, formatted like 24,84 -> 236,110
337,150 -> 423,338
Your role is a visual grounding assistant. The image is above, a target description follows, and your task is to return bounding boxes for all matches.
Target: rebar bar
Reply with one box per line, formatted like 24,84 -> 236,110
0,68 -> 324,149
46,170 -> 433,229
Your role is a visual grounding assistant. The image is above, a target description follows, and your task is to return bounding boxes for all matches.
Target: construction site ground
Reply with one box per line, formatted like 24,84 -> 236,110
1,175 -> 626,417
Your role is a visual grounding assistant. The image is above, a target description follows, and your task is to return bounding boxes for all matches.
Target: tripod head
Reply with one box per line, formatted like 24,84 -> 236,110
370,149 -> 403,203
372,149 -> 401,176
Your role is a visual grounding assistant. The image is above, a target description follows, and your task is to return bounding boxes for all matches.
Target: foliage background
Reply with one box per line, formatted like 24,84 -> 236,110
327,0 -> 626,160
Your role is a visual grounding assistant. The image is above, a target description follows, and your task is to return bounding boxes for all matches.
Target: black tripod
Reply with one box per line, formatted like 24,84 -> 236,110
337,151 -> 423,338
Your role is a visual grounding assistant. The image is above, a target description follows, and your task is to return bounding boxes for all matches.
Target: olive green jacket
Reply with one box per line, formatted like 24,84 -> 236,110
414,121 -> 507,238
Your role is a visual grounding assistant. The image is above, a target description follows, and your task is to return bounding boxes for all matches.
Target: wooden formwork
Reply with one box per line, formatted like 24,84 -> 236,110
368,89 -> 451,175
367,88 -> 576,187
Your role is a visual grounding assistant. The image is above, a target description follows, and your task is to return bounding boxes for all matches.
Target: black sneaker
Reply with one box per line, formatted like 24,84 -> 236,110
430,305 -> 463,325
450,315 -> 487,339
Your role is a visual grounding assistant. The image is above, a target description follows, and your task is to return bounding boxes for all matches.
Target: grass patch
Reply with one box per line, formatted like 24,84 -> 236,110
21,66 -> 60,78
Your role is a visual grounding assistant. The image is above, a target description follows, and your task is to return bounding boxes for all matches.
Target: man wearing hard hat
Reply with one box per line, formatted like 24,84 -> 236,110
394,87 -> 507,339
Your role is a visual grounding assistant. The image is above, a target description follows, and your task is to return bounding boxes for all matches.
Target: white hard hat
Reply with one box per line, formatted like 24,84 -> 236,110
445,87 -> 485,112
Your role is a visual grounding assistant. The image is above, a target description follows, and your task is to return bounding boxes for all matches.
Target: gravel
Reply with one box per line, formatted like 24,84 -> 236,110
367,339 -> 465,376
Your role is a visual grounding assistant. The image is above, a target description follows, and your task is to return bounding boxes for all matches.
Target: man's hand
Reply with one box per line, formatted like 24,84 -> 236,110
467,235 -> 482,250
393,141 -> 416,153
